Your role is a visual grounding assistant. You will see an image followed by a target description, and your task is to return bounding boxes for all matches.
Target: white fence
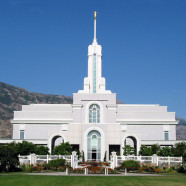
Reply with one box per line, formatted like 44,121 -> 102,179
18,151 -> 78,169
116,156 -> 153,167
158,156 -> 182,166
110,152 -> 182,169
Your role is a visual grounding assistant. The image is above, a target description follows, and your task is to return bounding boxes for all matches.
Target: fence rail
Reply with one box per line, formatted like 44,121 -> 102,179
18,152 -> 78,169
110,152 -> 182,169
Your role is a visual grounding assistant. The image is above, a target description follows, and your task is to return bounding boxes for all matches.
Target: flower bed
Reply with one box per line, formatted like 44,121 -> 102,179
21,163 -> 71,173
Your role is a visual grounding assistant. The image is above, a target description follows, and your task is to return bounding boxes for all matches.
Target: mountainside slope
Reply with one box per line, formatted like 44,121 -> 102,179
0,82 -> 186,140
0,82 -> 72,138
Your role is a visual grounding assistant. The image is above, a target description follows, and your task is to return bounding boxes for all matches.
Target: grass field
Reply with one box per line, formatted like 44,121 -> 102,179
0,174 -> 186,186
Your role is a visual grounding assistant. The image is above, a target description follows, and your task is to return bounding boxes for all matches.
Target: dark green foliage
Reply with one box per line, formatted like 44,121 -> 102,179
0,145 -> 19,172
183,150 -> 186,162
173,142 -> 186,157
123,145 -> 135,155
53,142 -> 72,155
121,160 -> 140,171
139,142 -> 186,157
82,151 -> 85,162
35,146 -> 49,155
151,144 -> 160,155
104,151 -> 107,162
157,147 -> 174,157
48,159 -> 66,167
8,141 -> 36,155
8,141 -> 49,155
139,145 -> 152,156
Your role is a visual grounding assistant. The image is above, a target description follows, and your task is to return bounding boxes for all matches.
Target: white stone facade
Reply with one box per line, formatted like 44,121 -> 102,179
10,13 -> 179,161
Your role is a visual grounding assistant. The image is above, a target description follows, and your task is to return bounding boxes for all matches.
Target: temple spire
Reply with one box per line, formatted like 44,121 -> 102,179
93,11 -> 97,43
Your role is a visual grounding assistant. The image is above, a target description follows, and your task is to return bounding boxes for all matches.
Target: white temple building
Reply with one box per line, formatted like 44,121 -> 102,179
8,12 -> 179,161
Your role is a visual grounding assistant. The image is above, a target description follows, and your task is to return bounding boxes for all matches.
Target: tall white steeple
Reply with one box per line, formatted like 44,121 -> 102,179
78,12 -> 111,94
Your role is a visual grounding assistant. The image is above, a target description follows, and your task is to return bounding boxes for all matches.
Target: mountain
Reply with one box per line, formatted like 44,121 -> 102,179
176,116 -> 186,126
0,82 -> 186,140
0,82 -> 72,138
176,116 -> 186,140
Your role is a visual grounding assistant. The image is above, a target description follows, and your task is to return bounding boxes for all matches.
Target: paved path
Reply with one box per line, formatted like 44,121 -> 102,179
1,172 -> 163,176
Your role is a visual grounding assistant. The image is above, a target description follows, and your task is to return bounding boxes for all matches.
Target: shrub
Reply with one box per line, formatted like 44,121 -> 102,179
173,142 -> 186,157
35,146 -> 49,155
53,142 -> 72,155
0,145 -> 19,172
104,151 -> 107,162
121,160 -> 140,171
151,144 -> 160,154
48,159 -> 66,168
82,151 -> 85,162
123,145 -> 135,155
157,147 -> 174,157
8,141 -> 50,156
139,145 -> 152,156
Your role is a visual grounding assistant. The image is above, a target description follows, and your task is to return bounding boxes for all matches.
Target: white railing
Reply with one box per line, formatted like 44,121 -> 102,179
116,156 -> 153,167
18,151 -> 78,169
35,155 -> 72,164
157,156 -> 182,166
110,153 -> 183,169
19,155 -> 31,164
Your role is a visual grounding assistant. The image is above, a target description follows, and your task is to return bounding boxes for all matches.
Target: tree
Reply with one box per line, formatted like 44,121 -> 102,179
157,147 -> 173,157
0,145 -> 19,172
151,144 -> 160,155
173,142 -> 186,157
139,145 -> 152,156
123,145 -> 135,156
35,146 -> 49,155
104,151 -> 107,162
53,142 -> 72,155
8,141 -> 49,155
8,141 -> 36,155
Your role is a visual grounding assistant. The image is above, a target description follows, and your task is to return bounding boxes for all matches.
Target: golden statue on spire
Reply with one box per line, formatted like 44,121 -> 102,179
94,11 -> 97,20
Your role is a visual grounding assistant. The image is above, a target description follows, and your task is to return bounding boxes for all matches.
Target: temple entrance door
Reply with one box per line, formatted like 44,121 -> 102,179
92,150 -> 97,160
87,130 -> 101,161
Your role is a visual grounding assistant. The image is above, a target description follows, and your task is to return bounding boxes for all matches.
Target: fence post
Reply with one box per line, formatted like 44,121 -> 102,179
71,155 -> 73,168
111,152 -> 117,169
168,156 -> 170,166
30,153 -> 36,164
84,168 -> 87,175
125,168 -> 127,175
152,154 -> 158,166
72,151 -> 77,169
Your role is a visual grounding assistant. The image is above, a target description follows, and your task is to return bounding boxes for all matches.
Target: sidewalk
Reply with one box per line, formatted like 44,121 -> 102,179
16,172 -> 163,176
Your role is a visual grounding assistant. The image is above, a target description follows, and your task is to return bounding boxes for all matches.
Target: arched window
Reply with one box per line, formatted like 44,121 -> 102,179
89,104 -> 100,123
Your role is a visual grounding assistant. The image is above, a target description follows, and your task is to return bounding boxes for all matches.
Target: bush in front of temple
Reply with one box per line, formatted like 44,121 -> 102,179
121,160 -> 140,171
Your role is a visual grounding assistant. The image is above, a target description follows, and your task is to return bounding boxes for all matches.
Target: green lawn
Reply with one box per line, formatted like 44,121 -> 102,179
0,174 -> 186,186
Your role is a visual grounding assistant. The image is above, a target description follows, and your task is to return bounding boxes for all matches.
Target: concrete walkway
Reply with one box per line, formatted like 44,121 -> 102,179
1,172 -> 162,176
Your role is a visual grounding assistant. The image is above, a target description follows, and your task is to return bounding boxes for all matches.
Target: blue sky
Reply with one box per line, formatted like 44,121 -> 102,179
0,0 -> 186,119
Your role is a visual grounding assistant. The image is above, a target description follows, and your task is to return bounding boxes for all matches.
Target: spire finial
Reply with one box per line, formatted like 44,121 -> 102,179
94,11 -> 97,20
93,11 -> 97,42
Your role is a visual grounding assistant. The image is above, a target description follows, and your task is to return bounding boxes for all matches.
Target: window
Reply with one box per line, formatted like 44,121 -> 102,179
93,54 -> 96,93
20,130 -> 24,140
89,104 -> 100,123
164,131 -> 169,141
